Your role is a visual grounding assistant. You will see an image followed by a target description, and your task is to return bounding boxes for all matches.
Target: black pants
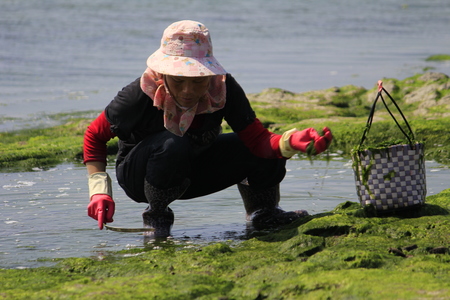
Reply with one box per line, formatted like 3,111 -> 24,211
116,131 -> 286,203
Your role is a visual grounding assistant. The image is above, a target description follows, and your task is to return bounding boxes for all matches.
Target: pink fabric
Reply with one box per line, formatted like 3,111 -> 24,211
146,20 -> 226,77
140,68 -> 226,136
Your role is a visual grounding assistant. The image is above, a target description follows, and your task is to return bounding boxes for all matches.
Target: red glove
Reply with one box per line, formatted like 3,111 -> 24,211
289,127 -> 333,155
87,194 -> 115,230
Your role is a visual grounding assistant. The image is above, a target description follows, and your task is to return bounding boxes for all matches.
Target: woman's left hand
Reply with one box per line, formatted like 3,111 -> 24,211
289,127 -> 333,155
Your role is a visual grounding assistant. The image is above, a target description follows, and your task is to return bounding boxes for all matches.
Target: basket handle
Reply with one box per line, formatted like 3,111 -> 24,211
358,80 -> 415,149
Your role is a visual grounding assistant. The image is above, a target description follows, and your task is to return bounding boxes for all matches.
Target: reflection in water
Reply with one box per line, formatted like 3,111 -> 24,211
1,159 -> 449,268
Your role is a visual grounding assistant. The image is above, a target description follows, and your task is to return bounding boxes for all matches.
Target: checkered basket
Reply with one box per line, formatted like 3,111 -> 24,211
351,81 -> 426,212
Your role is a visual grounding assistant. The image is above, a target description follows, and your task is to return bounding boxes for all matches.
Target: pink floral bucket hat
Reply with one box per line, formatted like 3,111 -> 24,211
147,20 -> 227,77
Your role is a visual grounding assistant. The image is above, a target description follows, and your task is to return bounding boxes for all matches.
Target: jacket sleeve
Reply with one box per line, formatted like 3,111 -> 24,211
223,74 -> 284,159
237,118 -> 284,159
83,111 -> 116,164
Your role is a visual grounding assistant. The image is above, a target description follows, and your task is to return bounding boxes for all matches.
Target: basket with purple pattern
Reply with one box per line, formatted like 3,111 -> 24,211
351,81 -> 426,212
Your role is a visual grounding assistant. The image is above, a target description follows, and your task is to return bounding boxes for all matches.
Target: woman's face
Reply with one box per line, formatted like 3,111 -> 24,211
165,75 -> 210,108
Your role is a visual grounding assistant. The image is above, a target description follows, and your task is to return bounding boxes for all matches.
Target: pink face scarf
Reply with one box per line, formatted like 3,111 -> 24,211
140,67 -> 226,136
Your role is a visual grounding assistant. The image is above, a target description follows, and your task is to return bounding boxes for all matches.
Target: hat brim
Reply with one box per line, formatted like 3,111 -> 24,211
147,49 -> 227,77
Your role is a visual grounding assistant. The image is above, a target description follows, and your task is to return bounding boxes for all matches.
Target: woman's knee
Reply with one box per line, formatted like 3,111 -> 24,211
117,133 -> 193,196
247,158 -> 286,189
143,135 -> 193,189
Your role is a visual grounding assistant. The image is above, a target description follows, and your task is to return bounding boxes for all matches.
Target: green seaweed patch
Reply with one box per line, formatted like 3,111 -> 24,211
0,119 -> 118,172
1,191 -> 450,299
426,54 -> 450,61
383,169 -> 396,181
3,72 -> 450,171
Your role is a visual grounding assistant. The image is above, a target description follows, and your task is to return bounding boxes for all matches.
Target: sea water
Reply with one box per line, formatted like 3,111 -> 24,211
1,0 -> 450,131
1,159 -> 450,269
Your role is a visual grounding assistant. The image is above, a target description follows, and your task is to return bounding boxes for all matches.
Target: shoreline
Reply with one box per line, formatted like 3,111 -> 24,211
1,71 -> 450,298
1,71 -> 450,172
1,189 -> 449,298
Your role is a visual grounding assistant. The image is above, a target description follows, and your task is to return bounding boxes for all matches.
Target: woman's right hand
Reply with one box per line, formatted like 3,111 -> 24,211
88,194 -> 115,230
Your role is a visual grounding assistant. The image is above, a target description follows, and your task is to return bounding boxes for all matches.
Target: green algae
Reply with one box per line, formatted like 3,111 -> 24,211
426,54 -> 450,61
2,72 -> 450,171
0,119 -> 119,172
1,190 -> 450,299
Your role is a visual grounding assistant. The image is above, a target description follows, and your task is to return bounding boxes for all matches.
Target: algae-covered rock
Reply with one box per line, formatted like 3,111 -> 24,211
2,72 -> 450,171
426,54 -> 450,62
0,189 -> 450,299
2,189 -> 449,299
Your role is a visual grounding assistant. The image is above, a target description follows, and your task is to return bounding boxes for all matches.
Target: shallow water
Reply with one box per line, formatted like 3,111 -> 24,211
1,158 -> 449,269
1,0 -> 450,131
